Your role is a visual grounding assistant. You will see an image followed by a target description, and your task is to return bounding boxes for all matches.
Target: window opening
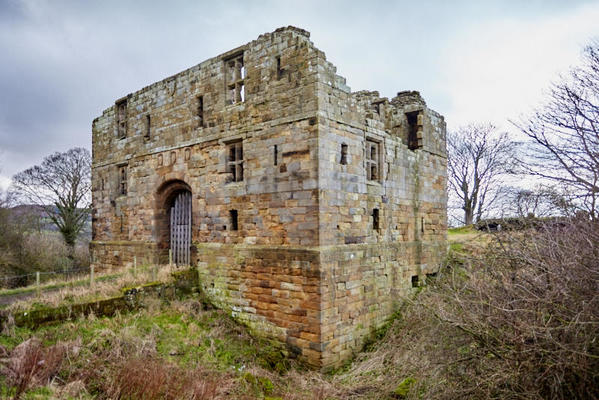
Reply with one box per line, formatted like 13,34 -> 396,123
197,95 -> 204,127
340,143 -> 348,165
274,145 -> 278,166
225,53 -> 245,104
227,141 -> 244,182
411,275 -> 419,288
406,111 -> 420,150
118,166 -> 127,195
144,114 -> 151,140
230,210 -> 238,231
366,140 -> 379,181
116,99 -> 127,139
276,56 -> 282,79
373,208 -> 380,231
421,217 -> 425,233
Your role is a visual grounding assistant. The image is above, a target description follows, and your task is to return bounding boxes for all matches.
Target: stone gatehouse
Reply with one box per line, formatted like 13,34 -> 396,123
90,26 -> 447,369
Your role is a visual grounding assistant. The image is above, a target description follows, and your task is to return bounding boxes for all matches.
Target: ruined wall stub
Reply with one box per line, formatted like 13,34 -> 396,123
90,26 -> 447,369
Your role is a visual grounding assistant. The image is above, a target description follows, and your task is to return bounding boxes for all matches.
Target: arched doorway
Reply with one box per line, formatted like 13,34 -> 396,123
156,180 -> 193,266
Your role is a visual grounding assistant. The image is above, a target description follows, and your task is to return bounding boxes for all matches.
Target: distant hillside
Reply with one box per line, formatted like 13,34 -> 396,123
7,204 -> 91,239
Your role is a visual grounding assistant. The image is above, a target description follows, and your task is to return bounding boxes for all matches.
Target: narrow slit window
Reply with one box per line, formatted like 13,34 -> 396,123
197,95 -> 204,127
274,145 -> 278,166
373,208 -> 380,231
118,166 -> 127,195
116,99 -> 127,139
225,53 -> 245,104
276,56 -> 282,79
230,210 -> 238,231
340,143 -> 348,165
144,114 -> 151,139
366,140 -> 380,181
421,217 -> 425,233
227,140 -> 244,182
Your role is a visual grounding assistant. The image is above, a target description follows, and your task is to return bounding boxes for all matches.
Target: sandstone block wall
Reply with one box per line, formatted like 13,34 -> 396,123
91,26 -> 447,369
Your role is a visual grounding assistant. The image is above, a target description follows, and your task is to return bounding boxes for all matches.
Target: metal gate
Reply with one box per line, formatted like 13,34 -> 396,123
170,191 -> 191,266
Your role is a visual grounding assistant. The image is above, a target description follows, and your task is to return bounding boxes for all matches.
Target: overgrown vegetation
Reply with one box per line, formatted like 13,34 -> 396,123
0,204 -> 89,289
1,220 -> 596,399
329,219 -> 599,399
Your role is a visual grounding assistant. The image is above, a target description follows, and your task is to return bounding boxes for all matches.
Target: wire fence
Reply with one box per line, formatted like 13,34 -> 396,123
0,265 -> 92,291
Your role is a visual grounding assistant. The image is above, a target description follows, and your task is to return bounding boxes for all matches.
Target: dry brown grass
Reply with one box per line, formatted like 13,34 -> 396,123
107,358 -> 231,400
4,265 -> 175,312
1,338 -> 66,399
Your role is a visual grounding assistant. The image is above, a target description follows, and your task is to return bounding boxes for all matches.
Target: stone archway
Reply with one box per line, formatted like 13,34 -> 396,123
156,180 -> 193,266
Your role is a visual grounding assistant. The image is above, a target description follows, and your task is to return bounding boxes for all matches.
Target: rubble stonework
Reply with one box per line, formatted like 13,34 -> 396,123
90,26 -> 447,369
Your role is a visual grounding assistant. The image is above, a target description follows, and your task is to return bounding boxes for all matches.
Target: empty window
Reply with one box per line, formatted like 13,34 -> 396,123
118,166 -> 127,195
340,143 -> 348,165
144,114 -> 151,140
406,111 -> 421,150
421,217 -> 425,233
373,208 -> 380,231
366,140 -> 380,181
116,99 -> 127,139
274,145 -> 278,166
276,56 -> 282,79
373,102 -> 381,115
411,275 -> 419,288
230,210 -> 238,231
225,53 -> 245,104
227,141 -> 244,182
197,95 -> 204,127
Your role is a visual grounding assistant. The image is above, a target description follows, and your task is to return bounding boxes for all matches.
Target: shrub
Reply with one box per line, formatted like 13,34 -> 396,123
107,358 -> 224,400
338,220 -> 599,399
426,220 -> 599,398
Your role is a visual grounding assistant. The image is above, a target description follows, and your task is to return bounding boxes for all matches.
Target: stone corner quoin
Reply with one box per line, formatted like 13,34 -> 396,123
90,25 -> 448,369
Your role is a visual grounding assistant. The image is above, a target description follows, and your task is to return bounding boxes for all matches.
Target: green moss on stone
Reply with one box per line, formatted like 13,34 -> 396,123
393,377 -> 416,398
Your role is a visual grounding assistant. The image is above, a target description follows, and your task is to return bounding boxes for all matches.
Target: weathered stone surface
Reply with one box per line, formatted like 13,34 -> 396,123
90,26 -> 447,369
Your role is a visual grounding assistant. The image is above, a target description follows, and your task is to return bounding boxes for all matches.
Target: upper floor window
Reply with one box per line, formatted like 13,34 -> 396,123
406,111 -> 422,150
144,114 -> 151,140
340,143 -> 348,165
116,99 -> 127,139
366,139 -> 380,181
118,165 -> 127,195
197,95 -> 204,127
227,140 -> 244,182
225,53 -> 245,104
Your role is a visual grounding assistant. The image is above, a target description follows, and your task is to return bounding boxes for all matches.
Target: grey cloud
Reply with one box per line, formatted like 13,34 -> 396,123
0,0 -> 597,185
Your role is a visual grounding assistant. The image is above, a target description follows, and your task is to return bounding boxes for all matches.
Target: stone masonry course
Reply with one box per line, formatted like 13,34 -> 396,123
90,26 -> 447,369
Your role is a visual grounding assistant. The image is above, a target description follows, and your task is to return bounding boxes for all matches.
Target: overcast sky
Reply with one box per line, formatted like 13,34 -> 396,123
1,0 -> 598,189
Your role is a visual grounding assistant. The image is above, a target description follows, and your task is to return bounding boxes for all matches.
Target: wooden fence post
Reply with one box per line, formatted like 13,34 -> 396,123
133,256 -> 137,276
152,265 -> 158,281
36,271 -> 40,297
90,265 -> 95,288
169,249 -> 173,268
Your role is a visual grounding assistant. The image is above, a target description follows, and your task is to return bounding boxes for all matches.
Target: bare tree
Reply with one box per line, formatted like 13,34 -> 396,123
515,41 -> 599,219
447,123 -> 517,225
11,147 -> 91,257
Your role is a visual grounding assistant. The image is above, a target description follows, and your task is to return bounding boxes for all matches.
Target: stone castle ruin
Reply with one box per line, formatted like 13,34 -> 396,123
91,26 -> 447,369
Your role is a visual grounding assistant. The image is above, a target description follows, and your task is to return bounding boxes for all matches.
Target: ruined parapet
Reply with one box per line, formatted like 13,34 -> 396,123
392,90 -> 426,107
